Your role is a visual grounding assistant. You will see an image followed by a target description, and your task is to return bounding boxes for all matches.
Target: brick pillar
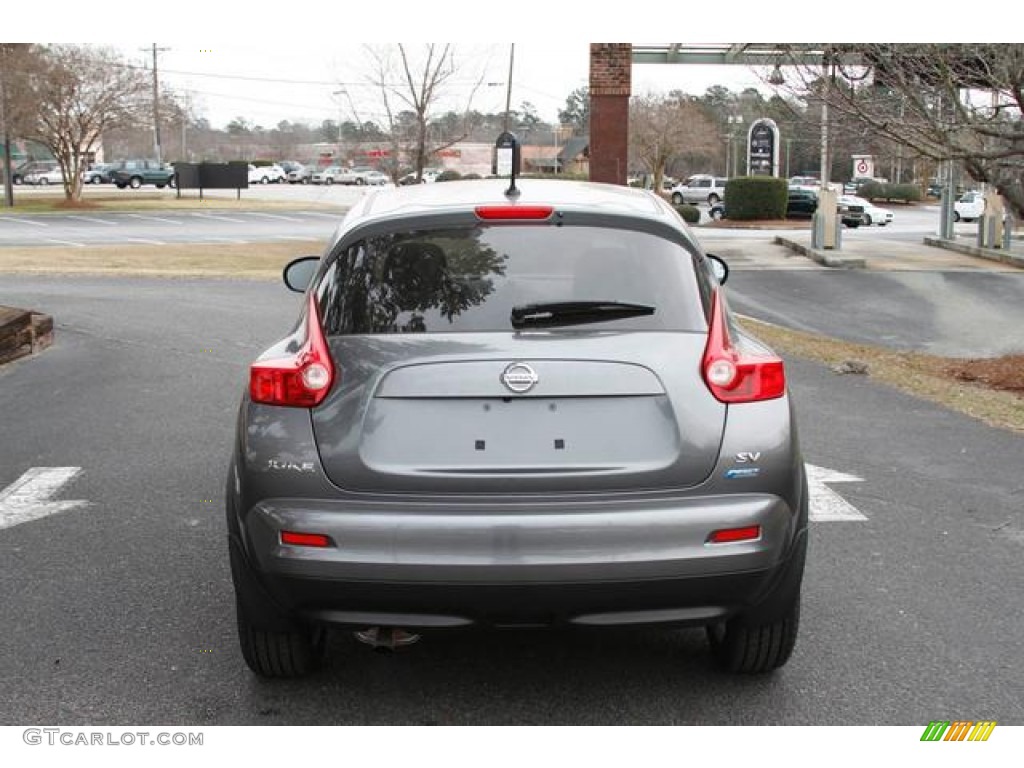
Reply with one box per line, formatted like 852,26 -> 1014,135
589,43 -> 631,185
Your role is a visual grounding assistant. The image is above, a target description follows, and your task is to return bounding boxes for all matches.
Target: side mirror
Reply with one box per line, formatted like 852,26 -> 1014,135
283,256 -> 320,293
707,253 -> 729,285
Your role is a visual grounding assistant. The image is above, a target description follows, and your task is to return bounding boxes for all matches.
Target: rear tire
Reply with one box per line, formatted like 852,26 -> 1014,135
708,193 -> 720,205
671,192 -> 683,205
707,599 -> 800,674
129,176 -> 142,189
953,211 -> 961,222
863,214 -> 872,226
707,525 -> 806,674
236,600 -> 326,679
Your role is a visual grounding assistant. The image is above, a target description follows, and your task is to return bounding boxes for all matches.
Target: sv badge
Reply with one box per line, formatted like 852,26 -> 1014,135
735,452 -> 761,464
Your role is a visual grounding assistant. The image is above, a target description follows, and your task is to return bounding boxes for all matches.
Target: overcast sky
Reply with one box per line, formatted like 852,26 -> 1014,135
23,4 -> 1013,130
118,43 -> 771,130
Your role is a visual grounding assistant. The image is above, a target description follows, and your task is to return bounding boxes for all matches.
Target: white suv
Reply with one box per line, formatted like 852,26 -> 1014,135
669,175 -> 728,206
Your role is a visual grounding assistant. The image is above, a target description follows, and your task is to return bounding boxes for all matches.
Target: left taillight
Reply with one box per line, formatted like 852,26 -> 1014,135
250,292 -> 335,407
701,289 -> 786,404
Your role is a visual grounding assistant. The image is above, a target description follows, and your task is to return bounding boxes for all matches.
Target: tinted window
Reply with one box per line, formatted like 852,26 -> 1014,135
317,225 -> 705,335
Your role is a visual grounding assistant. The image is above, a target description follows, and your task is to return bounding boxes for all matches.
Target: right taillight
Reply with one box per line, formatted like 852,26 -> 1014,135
702,289 -> 785,403
250,293 -> 335,407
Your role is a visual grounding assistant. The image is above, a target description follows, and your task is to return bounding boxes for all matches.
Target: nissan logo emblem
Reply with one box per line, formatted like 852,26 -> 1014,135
500,362 -> 539,394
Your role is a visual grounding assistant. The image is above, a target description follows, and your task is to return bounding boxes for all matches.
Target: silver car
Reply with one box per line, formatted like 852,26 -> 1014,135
227,179 -> 808,678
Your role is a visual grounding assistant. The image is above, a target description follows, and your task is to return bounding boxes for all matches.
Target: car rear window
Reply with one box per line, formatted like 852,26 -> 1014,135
316,225 -> 706,335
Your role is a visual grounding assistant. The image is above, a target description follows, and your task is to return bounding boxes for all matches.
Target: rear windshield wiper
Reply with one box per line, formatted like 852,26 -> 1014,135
510,300 -> 655,329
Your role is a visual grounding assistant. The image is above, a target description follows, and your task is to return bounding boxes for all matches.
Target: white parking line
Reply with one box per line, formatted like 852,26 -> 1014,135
193,237 -> 249,244
65,215 -> 119,226
123,213 -> 184,225
191,212 -> 247,223
0,217 -> 48,227
241,212 -> 302,222
44,239 -> 87,248
294,211 -> 342,219
0,467 -> 88,531
123,238 -> 167,245
277,235 -> 322,242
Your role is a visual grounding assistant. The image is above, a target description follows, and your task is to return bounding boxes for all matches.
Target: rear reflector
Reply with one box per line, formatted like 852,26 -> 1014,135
474,205 -> 553,220
280,530 -> 332,548
708,525 -> 761,544
250,292 -> 335,407
701,289 -> 786,403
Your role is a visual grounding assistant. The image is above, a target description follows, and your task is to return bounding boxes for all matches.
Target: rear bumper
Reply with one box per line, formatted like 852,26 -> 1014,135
231,492 -> 806,630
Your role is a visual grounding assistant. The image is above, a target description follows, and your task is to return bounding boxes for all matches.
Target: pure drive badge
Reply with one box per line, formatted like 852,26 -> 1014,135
500,362 -> 539,394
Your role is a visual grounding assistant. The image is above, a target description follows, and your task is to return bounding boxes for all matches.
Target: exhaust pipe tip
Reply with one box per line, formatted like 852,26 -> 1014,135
354,627 -> 421,650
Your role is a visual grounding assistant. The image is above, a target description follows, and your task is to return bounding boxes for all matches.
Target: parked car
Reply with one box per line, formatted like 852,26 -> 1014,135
12,160 -> 59,185
786,188 -> 863,227
287,165 -> 313,184
669,174 -> 728,205
279,161 -> 304,177
310,166 -> 356,185
787,176 -> 820,190
360,170 -> 389,186
840,195 -> 893,226
954,191 -> 986,222
81,163 -> 117,184
110,160 -> 176,189
22,167 -> 66,185
843,177 -> 876,195
248,164 -> 286,184
398,167 -> 443,185
786,188 -> 819,217
227,179 -> 808,678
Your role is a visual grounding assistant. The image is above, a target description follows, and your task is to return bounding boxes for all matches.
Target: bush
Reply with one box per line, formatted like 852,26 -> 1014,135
857,181 -> 886,200
723,176 -> 787,220
858,181 -> 922,203
461,172 -> 482,180
435,169 -> 462,182
673,204 -> 701,224
891,183 -> 922,202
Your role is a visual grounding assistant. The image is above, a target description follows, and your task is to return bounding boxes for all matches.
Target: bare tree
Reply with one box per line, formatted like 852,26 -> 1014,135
362,44 -> 485,181
24,45 -> 150,202
776,44 -> 1024,217
629,93 -> 720,194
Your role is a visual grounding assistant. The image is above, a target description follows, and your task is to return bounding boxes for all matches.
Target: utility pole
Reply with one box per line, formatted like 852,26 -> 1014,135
1,67 -> 12,208
143,44 -> 170,165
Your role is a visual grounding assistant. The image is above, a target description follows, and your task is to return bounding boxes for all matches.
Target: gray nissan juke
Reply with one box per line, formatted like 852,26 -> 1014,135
225,178 -> 808,678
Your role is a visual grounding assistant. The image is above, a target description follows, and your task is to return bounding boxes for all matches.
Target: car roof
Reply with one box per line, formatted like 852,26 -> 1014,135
350,178 -> 669,221
331,179 -> 690,251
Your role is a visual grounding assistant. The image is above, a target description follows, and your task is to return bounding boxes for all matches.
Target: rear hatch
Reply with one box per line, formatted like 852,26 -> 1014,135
310,222 -> 726,494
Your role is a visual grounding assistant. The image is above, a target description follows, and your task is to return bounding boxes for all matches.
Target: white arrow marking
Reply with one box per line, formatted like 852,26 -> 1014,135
806,463 -> 867,522
0,467 -> 88,531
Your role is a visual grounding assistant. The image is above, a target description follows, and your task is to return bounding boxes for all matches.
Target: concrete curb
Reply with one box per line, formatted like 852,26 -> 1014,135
922,237 -> 1024,269
0,306 -> 54,365
773,236 -> 867,269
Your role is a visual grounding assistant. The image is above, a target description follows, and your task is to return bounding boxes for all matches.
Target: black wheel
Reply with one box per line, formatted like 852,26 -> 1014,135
168,176 -> 176,189
155,184 -> 165,189
38,178 -> 49,186
708,193 -> 720,205
707,598 -> 800,674
260,176 -> 269,184
325,178 -> 333,186
710,207 -> 724,221
355,178 -> 365,185
129,176 -> 142,189
707,521 -> 806,674
862,214 -> 872,226
116,182 -> 127,189
953,211 -> 961,222
236,600 -> 326,679
671,192 -> 683,205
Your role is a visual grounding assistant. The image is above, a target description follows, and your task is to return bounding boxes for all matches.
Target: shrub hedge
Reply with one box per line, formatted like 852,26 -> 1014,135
673,204 -> 701,224
856,181 -> 922,203
723,176 -> 788,220
436,169 -> 462,182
